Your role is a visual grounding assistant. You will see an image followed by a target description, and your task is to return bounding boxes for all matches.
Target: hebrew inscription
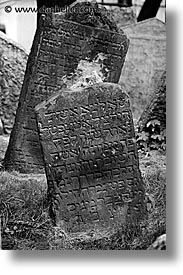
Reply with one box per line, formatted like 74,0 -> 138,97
36,83 -> 146,232
4,13 -> 129,173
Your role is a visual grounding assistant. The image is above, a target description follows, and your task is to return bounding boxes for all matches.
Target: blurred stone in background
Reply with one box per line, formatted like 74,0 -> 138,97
0,31 -> 28,135
110,7 -> 137,28
138,70 -> 166,132
119,17 -> 166,119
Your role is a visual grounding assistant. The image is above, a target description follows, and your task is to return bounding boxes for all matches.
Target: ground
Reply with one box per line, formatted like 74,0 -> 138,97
0,135 -> 166,250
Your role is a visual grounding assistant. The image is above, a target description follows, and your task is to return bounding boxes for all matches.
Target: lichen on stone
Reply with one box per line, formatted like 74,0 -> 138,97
61,53 -> 108,90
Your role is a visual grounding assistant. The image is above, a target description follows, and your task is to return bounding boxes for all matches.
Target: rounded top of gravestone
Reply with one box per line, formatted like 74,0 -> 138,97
64,1 -> 119,32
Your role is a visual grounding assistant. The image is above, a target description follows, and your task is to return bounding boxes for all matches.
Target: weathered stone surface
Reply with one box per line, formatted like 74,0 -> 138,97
110,7 -> 137,29
35,82 -> 146,232
0,32 -> 28,135
119,18 -> 166,119
4,12 -> 129,173
148,234 -> 166,250
37,0 -> 75,24
138,71 -> 166,132
64,1 -> 118,32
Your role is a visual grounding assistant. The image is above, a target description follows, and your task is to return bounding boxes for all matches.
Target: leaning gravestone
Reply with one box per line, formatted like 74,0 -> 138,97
35,82 -> 146,232
0,31 -> 28,135
4,8 -> 129,173
119,18 -> 166,119
138,70 -> 166,132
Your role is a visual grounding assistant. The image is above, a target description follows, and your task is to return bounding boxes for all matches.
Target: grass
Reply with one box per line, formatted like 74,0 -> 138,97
0,136 -> 166,250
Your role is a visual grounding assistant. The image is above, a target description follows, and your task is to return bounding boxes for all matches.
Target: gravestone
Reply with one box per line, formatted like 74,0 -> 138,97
138,70 -> 166,132
4,11 -> 129,173
35,82 -> 146,232
119,18 -> 166,119
0,31 -> 28,135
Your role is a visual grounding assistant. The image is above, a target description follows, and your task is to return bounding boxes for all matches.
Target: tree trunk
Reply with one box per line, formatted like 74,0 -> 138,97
137,0 -> 162,22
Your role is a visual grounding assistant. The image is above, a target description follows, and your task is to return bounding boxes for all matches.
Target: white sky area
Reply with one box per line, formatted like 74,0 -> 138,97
0,0 -> 166,51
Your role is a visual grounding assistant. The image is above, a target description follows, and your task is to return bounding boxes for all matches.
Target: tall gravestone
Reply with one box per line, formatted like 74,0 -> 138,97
0,31 -> 28,135
119,18 -> 166,119
35,83 -> 146,232
4,11 -> 129,173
